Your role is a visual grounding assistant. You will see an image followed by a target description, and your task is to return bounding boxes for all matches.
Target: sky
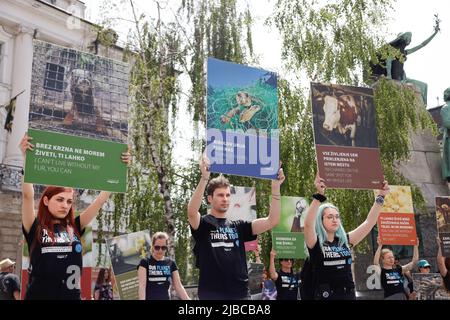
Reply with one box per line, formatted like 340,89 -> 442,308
85,0 -> 450,107
84,0 -> 450,163
207,57 -> 271,88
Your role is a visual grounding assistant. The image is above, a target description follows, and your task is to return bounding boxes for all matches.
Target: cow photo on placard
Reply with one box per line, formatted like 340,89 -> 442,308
435,196 -> 450,256
310,82 -> 383,189
311,83 -> 377,148
29,40 -> 129,143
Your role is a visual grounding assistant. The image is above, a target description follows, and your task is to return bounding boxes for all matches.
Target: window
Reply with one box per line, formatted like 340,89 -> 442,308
44,63 -> 65,92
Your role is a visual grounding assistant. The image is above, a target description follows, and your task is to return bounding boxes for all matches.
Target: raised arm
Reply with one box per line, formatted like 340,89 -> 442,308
406,20 -> 440,55
172,270 -> 191,300
187,155 -> 210,230
402,239 -> 419,272
20,134 -> 36,233
436,237 -> 448,277
373,236 -> 382,267
348,181 -> 389,246
137,265 -> 147,300
79,150 -> 130,229
304,173 -> 326,249
269,249 -> 278,281
252,167 -> 285,235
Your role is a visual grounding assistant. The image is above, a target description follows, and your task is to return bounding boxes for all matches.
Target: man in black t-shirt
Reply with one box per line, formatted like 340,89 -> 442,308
0,258 -> 20,300
187,156 -> 284,300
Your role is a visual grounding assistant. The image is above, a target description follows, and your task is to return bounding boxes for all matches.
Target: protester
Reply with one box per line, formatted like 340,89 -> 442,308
187,155 -> 284,299
20,134 -> 130,299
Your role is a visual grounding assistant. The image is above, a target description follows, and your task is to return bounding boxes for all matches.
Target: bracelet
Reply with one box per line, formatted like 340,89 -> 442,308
312,193 -> 327,203
272,194 -> 281,196
272,195 -> 281,200
375,195 -> 385,206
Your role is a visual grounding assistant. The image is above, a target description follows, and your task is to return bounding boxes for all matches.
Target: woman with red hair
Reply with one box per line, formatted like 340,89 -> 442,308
20,134 -> 129,300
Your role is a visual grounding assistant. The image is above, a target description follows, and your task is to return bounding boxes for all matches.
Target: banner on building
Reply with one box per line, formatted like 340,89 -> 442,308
311,82 -> 383,189
206,57 -> 279,179
106,230 -> 151,300
375,185 -> 417,245
435,196 -> 450,256
271,196 -> 308,259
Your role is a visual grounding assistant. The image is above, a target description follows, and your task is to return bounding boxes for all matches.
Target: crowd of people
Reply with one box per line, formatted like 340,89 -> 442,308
1,135 -> 449,301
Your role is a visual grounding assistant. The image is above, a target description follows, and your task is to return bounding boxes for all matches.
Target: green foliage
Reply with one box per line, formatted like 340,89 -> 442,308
273,0 -> 398,84
180,0 -> 255,122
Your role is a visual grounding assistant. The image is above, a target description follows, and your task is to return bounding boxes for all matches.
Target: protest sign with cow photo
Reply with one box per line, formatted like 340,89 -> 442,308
435,196 -> 450,256
310,83 -> 383,189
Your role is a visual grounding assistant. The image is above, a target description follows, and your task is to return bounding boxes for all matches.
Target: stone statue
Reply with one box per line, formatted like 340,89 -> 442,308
440,88 -> 450,184
370,15 -> 440,105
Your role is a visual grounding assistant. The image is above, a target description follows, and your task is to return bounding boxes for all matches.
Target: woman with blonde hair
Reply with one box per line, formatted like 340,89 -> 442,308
373,236 -> 419,300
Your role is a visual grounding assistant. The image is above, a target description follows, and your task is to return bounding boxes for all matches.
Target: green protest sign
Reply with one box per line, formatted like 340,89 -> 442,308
24,129 -> 127,192
271,196 -> 308,259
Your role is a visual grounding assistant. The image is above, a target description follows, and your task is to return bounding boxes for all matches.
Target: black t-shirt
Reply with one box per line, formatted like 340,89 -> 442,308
139,256 -> 178,300
380,265 -> 405,298
22,216 -> 85,300
308,236 -> 354,300
275,270 -> 300,300
191,214 -> 257,299
0,272 -> 20,300
94,283 -> 113,300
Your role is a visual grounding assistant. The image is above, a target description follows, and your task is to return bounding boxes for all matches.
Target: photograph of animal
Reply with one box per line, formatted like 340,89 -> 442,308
63,68 -> 106,134
311,83 -> 378,148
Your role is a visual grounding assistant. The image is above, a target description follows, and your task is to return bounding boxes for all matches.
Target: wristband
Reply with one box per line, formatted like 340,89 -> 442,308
375,195 -> 385,206
312,193 -> 327,203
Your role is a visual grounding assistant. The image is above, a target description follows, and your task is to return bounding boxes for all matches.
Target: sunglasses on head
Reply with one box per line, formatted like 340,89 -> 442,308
154,245 -> 167,251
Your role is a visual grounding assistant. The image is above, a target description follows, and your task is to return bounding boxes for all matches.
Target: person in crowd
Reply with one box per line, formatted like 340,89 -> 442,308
269,249 -> 300,300
374,236 -> 419,300
187,155 -> 284,299
138,232 -> 190,300
20,134 -> 130,299
94,267 -> 114,300
303,173 -> 389,300
0,258 -> 20,300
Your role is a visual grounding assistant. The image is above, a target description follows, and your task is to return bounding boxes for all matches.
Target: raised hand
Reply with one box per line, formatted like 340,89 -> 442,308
19,134 -> 34,157
377,180 -> 390,197
270,249 -> 276,259
271,165 -> 285,189
314,172 -> 326,195
121,147 -> 131,165
199,153 -> 211,180
377,236 -> 382,246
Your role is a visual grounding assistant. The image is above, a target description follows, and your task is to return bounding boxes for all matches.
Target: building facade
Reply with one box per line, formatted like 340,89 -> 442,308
0,0 -> 127,277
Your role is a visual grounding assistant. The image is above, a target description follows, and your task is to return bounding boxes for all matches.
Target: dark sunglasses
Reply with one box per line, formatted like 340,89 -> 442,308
154,245 -> 168,251
280,258 -> 293,262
